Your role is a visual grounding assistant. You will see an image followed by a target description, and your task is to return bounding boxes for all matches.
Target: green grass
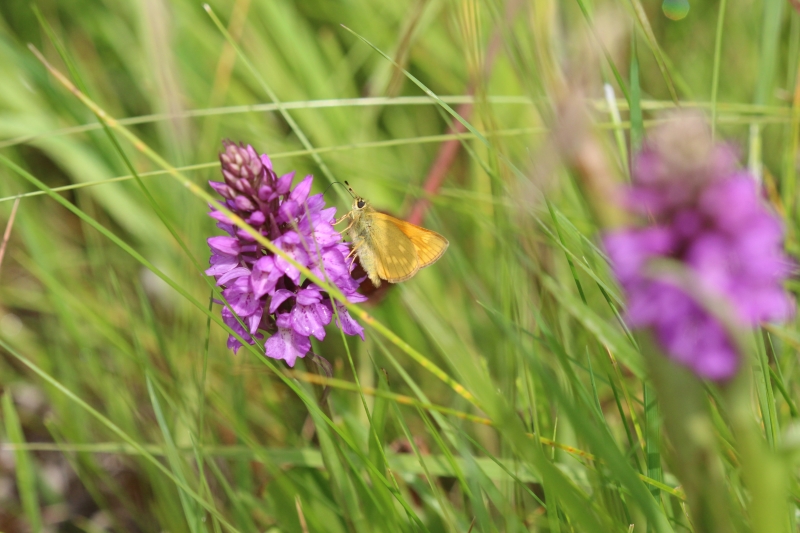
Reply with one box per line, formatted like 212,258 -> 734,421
0,0 -> 798,531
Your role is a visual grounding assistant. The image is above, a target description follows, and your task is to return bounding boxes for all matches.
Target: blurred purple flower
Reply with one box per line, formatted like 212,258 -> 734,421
604,114 -> 793,380
206,141 -> 366,367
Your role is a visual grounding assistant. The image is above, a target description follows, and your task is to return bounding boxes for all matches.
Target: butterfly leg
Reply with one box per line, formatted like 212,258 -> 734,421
334,213 -> 355,234
348,254 -> 359,270
345,241 -> 361,260
345,240 -> 363,269
338,221 -> 355,235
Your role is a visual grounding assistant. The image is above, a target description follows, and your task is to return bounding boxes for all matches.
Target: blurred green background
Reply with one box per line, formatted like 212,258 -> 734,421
0,0 -> 798,532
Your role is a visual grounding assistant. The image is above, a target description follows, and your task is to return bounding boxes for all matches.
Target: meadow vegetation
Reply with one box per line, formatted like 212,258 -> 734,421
0,0 -> 798,531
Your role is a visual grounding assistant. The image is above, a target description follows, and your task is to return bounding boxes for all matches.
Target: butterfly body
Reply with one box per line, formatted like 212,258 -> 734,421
340,185 -> 448,287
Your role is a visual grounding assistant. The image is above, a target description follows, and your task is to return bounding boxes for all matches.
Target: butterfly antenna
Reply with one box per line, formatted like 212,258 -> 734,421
343,180 -> 357,198
322,181 -> 353,198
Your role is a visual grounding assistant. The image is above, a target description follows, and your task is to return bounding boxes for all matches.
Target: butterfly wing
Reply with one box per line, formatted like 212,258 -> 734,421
372,213 -> 449,268
367,215 -> 420,283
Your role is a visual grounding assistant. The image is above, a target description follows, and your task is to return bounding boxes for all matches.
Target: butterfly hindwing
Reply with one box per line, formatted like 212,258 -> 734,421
372,213 -> 449,268
366,215 -> 420,283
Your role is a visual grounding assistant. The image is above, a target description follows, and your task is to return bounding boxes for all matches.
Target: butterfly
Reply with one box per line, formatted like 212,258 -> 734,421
335,182 -> 449,287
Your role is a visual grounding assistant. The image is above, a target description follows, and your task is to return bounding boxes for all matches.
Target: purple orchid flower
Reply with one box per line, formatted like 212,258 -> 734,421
206,142 -> 366,367
604,114 -> 793,380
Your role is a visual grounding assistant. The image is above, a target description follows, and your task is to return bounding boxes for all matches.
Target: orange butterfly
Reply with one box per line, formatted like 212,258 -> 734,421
336,182 -> 449,287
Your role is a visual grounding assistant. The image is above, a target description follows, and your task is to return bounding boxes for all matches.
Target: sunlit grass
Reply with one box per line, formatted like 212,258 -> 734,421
0,0 -> 798,532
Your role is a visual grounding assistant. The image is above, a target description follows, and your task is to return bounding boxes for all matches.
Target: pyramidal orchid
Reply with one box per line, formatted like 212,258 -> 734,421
206,142 -> 366,367
604,113 -> 793,380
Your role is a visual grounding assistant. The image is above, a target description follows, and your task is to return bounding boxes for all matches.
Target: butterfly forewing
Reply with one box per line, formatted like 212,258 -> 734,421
368,215 -> 420,282
373,213 -> 449,268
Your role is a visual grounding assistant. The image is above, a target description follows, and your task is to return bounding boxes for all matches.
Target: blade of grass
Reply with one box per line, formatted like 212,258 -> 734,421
629,33 -> 643,156
750,0 -> 786,181
0,95 -> 534,150
710,0 -> 729,139
574,0 -> 631,103
2,391 -> 43,532
604,84 -> 629,177
630,30 -> 662,506
146,375 -> 202,533
753,333 -> 779,448
754,0 -> 786,107
626,0 -> 679,104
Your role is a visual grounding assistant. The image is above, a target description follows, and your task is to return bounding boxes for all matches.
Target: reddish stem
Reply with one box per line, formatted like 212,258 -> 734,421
406,101 -> 473,226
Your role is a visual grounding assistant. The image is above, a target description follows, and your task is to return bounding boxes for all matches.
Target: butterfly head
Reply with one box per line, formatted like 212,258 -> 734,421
344,181 -> 369,212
